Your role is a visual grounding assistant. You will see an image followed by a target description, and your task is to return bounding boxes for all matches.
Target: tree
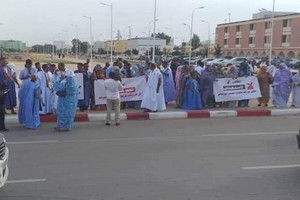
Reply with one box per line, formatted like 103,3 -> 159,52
151,32 -> 171,45
81,42 -> 90,54
214,44 -> 222,58
71,38 -> 82,54
189,34 -> 200,50
124,50 -> 131,56
132,49 -> 139,55
98,48 -> 106,54
149,47 -> 163,56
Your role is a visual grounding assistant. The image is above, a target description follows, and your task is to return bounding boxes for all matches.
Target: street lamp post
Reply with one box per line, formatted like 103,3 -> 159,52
201,20 -> 210,58
62,30 -> 69,57
100,2 -> 113,64
269,0 -> 275,64
152,0 -> 157,63
71,24 -> 79,60
183,23 -> 191,56
189,6 -> 204,65
83,16 -> 93,62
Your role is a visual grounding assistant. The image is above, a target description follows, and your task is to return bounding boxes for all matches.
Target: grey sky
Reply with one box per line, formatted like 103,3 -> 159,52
0,0 -> 299,46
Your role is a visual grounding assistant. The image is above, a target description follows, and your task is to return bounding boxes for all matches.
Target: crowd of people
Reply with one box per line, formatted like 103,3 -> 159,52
0,56 -> 300,131
0,58 -> 78,131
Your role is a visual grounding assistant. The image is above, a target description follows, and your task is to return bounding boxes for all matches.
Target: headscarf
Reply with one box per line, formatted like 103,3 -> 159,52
65,70 -> 75,77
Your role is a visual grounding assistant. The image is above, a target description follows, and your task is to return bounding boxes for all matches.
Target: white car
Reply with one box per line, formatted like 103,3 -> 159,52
0,134 -> 9,188
222,57 -> 247,67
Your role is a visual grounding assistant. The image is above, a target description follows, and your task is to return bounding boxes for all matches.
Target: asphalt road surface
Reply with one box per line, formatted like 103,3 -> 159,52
1,116 -> 300,200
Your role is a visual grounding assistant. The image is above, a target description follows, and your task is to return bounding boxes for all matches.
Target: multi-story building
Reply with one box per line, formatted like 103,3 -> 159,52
0,40 -> 26,51
215,12 -> 300,59
103,40 -> 128,54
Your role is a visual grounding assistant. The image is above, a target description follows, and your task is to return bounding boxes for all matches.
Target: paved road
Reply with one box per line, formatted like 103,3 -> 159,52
1,117 -> 300,200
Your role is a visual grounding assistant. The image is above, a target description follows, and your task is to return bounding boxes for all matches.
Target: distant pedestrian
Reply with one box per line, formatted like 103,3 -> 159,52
104,71 -> 123,126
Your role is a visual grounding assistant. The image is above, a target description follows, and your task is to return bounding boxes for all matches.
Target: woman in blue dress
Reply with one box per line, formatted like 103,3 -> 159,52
182,71 -> 203,110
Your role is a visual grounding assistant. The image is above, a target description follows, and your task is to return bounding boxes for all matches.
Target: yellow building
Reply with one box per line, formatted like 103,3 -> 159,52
103,40 -> 128,54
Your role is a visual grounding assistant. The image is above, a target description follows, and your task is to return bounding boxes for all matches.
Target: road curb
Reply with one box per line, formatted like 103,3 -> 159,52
5,109 -> 300,123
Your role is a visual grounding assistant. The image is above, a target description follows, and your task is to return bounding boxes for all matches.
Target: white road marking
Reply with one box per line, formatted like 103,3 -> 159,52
242,164 -> 300,170
6,131 -> 296,145
202,131 -> 296,137
7,140 -> 59,145
6,178 -> 46,184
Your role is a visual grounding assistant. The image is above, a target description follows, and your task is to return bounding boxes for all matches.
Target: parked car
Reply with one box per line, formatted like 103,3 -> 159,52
0,133 -> 8,188
222,57 -> 248,67
290,61 -> 300,69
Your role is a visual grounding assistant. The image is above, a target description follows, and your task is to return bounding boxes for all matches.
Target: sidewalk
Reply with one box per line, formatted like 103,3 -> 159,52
5,104 -> 300,123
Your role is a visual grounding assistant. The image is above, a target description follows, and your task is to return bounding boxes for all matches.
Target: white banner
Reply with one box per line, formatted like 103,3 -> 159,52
94,76 -> 147,105
213,76 -> 262,102
74,73 -> 84,100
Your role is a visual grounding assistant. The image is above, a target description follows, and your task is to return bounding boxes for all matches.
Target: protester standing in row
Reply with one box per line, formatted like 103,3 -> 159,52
237,61 -> 253,107
201,65 -> 216,108
0,58 -> 8,131
91,64 -> 106,110
54,68 -> 78,132
3,63 -> 19,114
225,66 -> 238,108
104,72 -> 123,126
36,64 -> 52,114
292,69 -> 300,107
78,63 -> 92,111
18,75 -> 43,129
257,66 -> 272,107
141,63 -> 166,112
161,61 -> 175,104
272,63 -> 292,108
19,59 -> 37,83
182,71 -> 203,110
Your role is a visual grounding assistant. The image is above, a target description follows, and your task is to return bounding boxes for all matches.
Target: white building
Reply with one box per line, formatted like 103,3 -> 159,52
127,37 -> 166,55
93,41 -> 103,52
53,41 -> 66,50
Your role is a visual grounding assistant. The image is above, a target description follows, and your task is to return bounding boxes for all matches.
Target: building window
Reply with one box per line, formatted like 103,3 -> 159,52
249,37 -> 255,44
283,19 -> 291,28
224,27 -> 229,33
235,38 -> 240,45
224,39 -> 228,45
264,36 -> 270,44
282,35 -> 290,43
236,25 -> 240,32
265,22 -> 271,29
249,24 -> 255,31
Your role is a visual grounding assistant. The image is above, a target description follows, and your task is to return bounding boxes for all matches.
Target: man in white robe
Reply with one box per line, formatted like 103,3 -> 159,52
141,63 -> 166,112
36,64 -> 52,114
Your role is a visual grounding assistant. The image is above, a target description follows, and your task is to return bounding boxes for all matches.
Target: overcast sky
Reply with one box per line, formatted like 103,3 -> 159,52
0,0 -> 299,46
